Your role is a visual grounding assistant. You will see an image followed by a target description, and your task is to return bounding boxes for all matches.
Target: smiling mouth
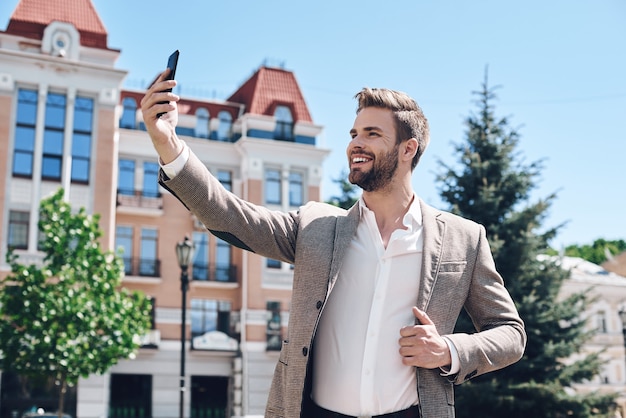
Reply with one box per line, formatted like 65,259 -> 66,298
351,155 -> 373,167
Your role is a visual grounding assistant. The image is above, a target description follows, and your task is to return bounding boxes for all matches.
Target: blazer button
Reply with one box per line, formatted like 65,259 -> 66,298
316,300 -> 322,309
302,347 -> 308,356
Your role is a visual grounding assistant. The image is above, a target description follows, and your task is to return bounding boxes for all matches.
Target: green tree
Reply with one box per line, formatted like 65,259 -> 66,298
562,239 -> 626,265
436,72 -> 617,417
326,169 -> 360,209
0,188 -> 152,418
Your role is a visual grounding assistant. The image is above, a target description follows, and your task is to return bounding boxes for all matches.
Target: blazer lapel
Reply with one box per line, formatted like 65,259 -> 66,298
418,199 -> 445,311
327,204 -> 360,295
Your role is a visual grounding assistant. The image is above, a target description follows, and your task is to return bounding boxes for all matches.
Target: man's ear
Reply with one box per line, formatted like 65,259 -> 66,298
402,138 -> 419,162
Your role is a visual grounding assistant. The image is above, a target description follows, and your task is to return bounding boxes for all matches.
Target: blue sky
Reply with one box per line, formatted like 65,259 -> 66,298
1,0 -> 624,250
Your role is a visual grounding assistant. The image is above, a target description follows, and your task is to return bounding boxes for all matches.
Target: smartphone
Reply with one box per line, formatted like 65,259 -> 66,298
157,50 -> 179,116
163,49 -> 179,90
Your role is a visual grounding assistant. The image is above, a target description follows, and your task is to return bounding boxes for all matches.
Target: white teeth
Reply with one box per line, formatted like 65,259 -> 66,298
353,157 -> 370,163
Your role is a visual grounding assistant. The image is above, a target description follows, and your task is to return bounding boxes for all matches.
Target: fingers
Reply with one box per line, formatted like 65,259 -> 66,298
147,68 -> 172,90
412,306 -> 434,325
141,70 -> 179,120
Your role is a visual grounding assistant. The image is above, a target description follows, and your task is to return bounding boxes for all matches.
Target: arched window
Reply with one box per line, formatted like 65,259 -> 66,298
195,108 -> 210,139
216,111 -> 232,141
120,97 -> 137,129
274,105 -> 293,141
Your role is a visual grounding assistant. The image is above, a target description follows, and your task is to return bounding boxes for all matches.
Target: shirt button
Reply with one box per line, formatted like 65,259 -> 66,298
316,300 -> 323,309
302,347 -> 308,356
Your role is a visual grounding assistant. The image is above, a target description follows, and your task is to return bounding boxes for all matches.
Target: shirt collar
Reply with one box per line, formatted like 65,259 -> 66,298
358,194 -> 423,229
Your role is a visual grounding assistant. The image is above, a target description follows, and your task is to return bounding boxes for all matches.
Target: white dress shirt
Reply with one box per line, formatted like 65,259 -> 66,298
312,198 -> 424,416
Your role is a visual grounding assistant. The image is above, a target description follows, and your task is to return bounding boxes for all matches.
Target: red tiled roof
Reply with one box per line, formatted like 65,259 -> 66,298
5,0 -> 108,49
228,67 -> 313,123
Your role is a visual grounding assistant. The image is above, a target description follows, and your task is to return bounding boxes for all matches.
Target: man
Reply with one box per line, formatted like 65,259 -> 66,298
141,70 -> 526,418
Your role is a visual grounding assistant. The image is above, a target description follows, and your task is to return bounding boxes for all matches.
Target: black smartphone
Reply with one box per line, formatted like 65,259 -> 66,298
163,49 -> 179,90
157,50 -> 179,116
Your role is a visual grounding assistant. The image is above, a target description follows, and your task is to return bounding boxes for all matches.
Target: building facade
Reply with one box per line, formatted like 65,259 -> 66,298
0,0 -> 327,417
556,256 -> 626,417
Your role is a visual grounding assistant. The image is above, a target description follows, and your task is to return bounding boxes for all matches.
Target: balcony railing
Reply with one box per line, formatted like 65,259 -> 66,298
122,257 -> 161,278
117,189 -> 163,210
192,262 -> 237,283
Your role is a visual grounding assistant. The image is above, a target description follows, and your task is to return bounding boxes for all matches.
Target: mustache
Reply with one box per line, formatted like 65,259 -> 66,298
349,150 -> 375,159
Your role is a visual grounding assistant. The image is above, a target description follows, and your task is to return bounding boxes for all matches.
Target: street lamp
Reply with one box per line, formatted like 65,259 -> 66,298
619,309 -> 626,418
176,236 -> 195,418
619,309 -> 626,345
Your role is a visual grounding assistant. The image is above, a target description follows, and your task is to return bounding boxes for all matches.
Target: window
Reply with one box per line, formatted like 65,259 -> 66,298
265,168 -> 281,204
71,96 -> 93,183
118,159 -> 135,195
216,110 -> 232,141
191,299 -> 231,339
143,161 -> 160,197
195,108 -> 209,139
42,92 -> 66,181
109,374 -> 152,418
217,170 -> 232,192
289,171 -> 304,206
274,105 -> 294,141
139,228 -> 159,276
13,89 -> 38,178
192,232 -> 210,281
595,311 -> 607,333
120,97 -> 137,129
8,211 -> 29,250
115,226 -> 133,275
191,376 -> 228,418
266,258 -> 281,269
215,238 -> 232,282
266,301 -> 282,351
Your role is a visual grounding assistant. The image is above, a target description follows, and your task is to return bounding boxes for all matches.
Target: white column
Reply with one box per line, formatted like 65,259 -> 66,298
27,85 -> 47,252
61,87 -> 76,201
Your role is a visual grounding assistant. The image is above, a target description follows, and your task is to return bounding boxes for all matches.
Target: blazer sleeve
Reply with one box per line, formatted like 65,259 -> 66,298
159,150 -> 300,264
443,224 -> 526,384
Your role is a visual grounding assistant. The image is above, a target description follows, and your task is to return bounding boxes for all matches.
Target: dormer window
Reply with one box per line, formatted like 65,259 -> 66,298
42,21 -> 79,60
120,97 -> 137,129
195,108 -> 210,139
216,111 -> 232,142
274,106 -> 294,141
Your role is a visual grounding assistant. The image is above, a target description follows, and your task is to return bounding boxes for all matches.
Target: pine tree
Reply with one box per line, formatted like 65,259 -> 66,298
327,170 -> 360,209
436,71 -> 617,417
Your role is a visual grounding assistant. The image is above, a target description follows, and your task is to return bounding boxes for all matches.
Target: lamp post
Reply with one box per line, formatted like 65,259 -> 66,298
619,309 -> 626,355
176,236 -> 195,418
619,309 -> 626,418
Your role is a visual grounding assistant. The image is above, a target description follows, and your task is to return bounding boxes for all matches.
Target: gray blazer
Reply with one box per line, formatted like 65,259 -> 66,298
162,152 -> 526,418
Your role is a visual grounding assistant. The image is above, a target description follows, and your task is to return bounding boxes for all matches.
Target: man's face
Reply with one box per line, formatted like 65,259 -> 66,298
347,107 -> 399,192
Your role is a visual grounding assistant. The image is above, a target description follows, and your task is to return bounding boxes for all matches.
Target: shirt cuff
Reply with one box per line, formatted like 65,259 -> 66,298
160,143 -> 189,179
439,337 -> 460,376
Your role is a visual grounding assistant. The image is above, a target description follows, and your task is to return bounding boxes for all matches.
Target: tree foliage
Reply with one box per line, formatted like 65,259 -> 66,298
0,188 -> 152,417
562,239 -> 626,265
436,72 -> 617,417
326,170 -> 360,209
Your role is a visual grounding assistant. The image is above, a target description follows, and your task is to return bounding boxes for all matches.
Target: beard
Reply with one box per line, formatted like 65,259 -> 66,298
348,144 -> 399,192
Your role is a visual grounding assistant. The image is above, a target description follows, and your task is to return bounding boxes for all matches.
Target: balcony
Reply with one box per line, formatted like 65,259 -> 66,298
192,262 -> 237,283
122,257 -> 161,278
116,189 -> 163,215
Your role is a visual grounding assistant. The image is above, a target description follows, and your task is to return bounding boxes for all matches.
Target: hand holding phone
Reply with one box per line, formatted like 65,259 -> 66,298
157,50 -> 179,117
